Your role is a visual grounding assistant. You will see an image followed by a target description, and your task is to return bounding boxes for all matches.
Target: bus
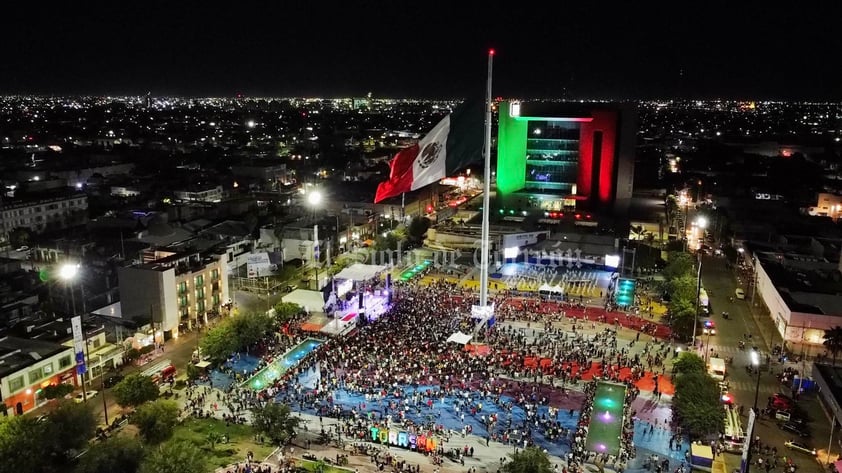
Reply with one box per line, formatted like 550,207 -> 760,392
141,359 -> 176,384
723,405 -> 745,453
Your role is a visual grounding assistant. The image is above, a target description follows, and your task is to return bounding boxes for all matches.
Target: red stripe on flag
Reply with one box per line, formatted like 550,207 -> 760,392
374,144 -> 420,203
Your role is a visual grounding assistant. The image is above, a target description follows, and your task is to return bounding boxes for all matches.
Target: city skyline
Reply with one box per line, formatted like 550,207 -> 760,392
1,2 -> 841,100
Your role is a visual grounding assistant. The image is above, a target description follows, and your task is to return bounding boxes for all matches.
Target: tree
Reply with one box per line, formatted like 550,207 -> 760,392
823,326 -> 842,365
502,447 -> 553,473
665,195 -> 679,229
200,320 -> 237,362
252,403 -> 300,445
0,415 -> 49,473
124,348 -> 141,364
42,383 -> 74,400
113,373 -> 160,407
273,302 -> 303,323
230,312 -> 275,350
406,217 -> 431,242
667,297 -> 697,339
44,400 -> 97,458
185,362 -> 200,381
668,274 -> 698,302
139,440 -> 205,473
132,399 -> 180,444
75,437 -> 145,473
663,252 -> 695,281
206,430 -> 223,452
673,352 -> 706,375
672,372 -> 724,438
374,232 -> 400,252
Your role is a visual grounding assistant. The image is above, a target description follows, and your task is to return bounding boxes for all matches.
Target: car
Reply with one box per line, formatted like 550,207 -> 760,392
73,390 -> 99,403
779,422 -> 810,438
735,288 -> 746,300
784,440 -> 816,456
702,319 -> 716,335
770,393 -> 795,410
103,375 -> 124,388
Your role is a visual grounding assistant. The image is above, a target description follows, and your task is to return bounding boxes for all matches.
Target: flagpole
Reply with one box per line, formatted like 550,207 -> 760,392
479,48 -> 494,308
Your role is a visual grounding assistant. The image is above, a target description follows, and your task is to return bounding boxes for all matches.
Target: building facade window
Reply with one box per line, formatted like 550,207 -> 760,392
42,363 -> 54,375
195,275 -> 204,287
9,376 -> 24,392
28,367 -> 43,384
59,355 -> 72,368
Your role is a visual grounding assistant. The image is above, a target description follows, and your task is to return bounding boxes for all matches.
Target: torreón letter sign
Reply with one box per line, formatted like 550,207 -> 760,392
368,426 -> 438,452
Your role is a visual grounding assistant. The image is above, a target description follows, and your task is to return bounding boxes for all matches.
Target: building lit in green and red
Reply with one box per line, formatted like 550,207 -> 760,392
496,101 -> 636,218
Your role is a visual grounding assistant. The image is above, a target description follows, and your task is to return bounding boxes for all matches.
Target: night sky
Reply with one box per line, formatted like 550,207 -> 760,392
2,2 -> 841,100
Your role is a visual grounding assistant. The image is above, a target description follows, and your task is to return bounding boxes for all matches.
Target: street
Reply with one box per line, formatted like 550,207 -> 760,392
77,286 -> 273,427
701,255 -> 830,473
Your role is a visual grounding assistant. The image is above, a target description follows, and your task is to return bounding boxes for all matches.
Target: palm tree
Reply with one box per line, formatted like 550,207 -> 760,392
823,326 -> 842,365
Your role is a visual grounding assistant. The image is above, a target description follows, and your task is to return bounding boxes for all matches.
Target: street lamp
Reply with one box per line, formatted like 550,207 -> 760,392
307,190 -> 322,218
308,190 -> 323,289
60,263 -> 88,403
691,254 -> 702,348
99,353 -> 109,426
750,348 -> 761,411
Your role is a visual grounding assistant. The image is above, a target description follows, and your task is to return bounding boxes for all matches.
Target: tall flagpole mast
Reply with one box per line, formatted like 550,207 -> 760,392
479,48 -> 494,308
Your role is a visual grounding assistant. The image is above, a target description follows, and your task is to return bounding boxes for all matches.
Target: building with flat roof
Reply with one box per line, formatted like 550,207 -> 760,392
0,191 -> 88,244
0,335 -> 76,416
743,239 -> 842,353
118,247 -> 229,339
496,101 -> 636,216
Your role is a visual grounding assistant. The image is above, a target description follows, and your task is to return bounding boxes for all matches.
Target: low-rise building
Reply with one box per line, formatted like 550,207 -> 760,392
744,240 -> 842,355
0,336 -> 76,415
118,247 -> 229,338
173,185 -> 223,203
0,191 -> 88,243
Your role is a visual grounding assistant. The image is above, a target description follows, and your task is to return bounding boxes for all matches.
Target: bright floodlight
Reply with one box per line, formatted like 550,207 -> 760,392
750,349 -> 760,366
695,217 -> 708,228
307,191 -> 322,206
59,263 -> 79,281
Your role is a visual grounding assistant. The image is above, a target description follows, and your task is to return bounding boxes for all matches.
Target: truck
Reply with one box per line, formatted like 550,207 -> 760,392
690,443 -> 714,472
140,359 -> 176,384
708,357 -> 726,381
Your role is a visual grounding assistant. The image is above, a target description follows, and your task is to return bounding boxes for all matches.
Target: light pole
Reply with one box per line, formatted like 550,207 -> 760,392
691,253 -> 702,348
60,263 -> 88,403
750,348 -> 761,411
703,327 -> 713,363
308,191 -> 323,290
99,354 -> 109,425
690,217 -> 708,349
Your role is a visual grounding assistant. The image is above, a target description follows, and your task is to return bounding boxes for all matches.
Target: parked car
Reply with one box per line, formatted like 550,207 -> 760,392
779,422 -> 810,438
73,390 -> 99,403
103,375 -> 124,388
735,288 -> 746,300
784,440 -> 816,456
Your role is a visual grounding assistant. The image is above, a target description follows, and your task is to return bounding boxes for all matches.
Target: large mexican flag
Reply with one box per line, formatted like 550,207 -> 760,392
374,100 -> 484,203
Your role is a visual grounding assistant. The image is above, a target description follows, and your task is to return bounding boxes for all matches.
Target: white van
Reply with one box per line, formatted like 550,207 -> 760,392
708,357 -> 727,381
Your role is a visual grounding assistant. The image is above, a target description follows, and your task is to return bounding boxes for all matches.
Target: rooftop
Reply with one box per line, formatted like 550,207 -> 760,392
755,251 -> 842,316
0,336 -> 70,379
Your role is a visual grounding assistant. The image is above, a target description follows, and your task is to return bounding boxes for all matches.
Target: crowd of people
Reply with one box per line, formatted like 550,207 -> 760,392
194,278 -> 680,473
